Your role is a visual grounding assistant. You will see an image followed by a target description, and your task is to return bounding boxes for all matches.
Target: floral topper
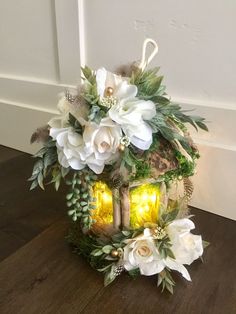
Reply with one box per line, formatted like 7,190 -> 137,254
29,39 -> 208,293
49,67 -> 157,174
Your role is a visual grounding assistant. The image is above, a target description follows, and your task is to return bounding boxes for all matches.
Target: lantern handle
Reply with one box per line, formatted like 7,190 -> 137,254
138,38 -> 159,71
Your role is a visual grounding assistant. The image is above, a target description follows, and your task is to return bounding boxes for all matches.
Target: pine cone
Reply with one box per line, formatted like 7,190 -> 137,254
183,177 -> 194,201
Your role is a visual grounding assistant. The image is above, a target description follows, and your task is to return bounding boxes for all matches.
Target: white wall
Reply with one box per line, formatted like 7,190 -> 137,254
0,0 -> 235,219
0,0 -> 82,152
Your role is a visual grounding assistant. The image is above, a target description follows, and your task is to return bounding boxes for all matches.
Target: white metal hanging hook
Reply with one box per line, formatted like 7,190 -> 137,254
138,38 -> 159,71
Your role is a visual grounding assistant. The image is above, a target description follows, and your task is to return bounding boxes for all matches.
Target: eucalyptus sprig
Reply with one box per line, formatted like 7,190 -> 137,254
130,67 -> 165,100
29,138 -> 58,190
81,66 -> 99,106
157,269 -> 176,294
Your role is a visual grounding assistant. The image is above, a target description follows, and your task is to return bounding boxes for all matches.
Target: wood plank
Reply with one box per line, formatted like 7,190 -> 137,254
0,208 -> 235,314
0,230 -> 26,261
0,220 -> 104,314
0,153 -> 62,227
80,208 -> 236,314
0,150 -> 66,261
0,145 -> 23,163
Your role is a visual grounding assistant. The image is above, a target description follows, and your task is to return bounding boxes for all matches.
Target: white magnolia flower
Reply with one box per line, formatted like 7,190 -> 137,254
50,127 -> 86,170
96,67 -> 137,100
83,117 -> 122,174
166,218 -> 203,265
96,68 -> 156,150
48,94 -> 89,129
109,98 -> 156,150
123,228 -> 191,280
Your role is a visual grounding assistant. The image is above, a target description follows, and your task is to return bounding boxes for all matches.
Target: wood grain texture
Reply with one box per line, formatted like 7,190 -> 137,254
0,145 -> 23,163
0,145 -> 236,314
0,146 -> 65,261
81,210 -> 236,314
0,220 -> 103,314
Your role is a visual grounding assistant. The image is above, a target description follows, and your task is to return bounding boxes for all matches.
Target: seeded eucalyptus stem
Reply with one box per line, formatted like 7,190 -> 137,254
66,169 -> 97,230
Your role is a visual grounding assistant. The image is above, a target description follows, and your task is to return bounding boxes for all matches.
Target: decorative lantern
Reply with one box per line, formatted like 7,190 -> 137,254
29,38 -> 209,294
92,182 -> 161,230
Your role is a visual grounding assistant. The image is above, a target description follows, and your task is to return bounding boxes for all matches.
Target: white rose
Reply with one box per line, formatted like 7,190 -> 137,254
48,94 -> 89,129
123,236 -> 165,276
167,218 -> 204,265
96,67 -> 137,100
123,228 -> 191,281
83,117 -> 122,174
109,98 -> 156,150
50,127 -> 86,170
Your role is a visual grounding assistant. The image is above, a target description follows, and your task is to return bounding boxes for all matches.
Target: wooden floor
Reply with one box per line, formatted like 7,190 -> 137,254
0,145 -> 235,314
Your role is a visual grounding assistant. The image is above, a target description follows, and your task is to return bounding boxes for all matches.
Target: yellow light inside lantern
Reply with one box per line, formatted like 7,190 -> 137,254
130,184 -> 160,228
92,182 -> 160,229
92,182 -> 113,225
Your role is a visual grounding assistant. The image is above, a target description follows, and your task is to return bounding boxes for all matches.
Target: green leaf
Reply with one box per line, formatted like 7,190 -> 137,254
80,201 -> 88,206
30,180 -> 38,190
98,264 -> 112,272
61,167 -> 70,178
160,208 -> 179,226
203,240 -> 210,249
157,269 -> 175,294
102,245 -> 113,254
54,178 -> 60,191
104,264 -> 117,287
32,159 -> 44,176
121,230 -> 131,237
33,147 -> 47,158
88,105 -> 106,124
37,172 -> 44,190
105,256 -> 117,261
81,66 -> 96,84
44,151 -> 57,172
68,209 -> 76,216
131,68 -> 165,100
165,282 -> 174,294
128,268 -> 141,278
195,120 -> 209,131
28,173 -> 39,181
122,148 -> 137,168
91,249 -> 103,256
45,139 -> 56,148
68,113 -> 82,133
165,248 -> 175,259
66,193 -> 73,200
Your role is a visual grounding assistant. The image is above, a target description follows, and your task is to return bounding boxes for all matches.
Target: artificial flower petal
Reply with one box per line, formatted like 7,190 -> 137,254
115,80 -> 138,100
109,98 -> 156,150
50,127 -> 86,171
96,68 -> 137,101
130,135 -> 153,150
165,257 -> 191,281
68,157 -> 86,170
82,118 -> 122,173
167,219 -> 203,266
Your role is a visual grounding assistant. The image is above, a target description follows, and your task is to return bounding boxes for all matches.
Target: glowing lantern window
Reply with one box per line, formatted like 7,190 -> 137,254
92,182 -> 113,226
129,184 -> 160,228
92,182 -> 160,230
